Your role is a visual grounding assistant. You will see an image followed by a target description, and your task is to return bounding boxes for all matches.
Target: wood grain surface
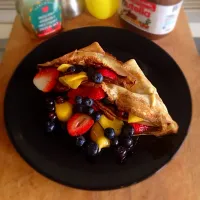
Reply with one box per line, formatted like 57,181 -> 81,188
0,10 -> 200,200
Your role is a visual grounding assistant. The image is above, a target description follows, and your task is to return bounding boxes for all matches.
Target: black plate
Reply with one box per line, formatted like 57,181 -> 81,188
4,27 -> 192,190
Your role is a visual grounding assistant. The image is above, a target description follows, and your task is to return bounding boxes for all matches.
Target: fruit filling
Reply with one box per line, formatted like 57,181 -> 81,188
33,64 -> 157,163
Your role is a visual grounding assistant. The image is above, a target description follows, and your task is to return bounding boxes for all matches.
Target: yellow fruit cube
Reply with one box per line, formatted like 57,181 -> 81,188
128,113 -> 143,123
57,64 -> 73,72
96,136 -> 110,150
99,115 -> 124,136
90,122 -> 104,142
59,72 -> 88,89
55,101 -> 73,122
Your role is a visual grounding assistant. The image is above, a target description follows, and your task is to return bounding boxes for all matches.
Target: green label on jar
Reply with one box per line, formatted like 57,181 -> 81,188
29,0 -> 62,37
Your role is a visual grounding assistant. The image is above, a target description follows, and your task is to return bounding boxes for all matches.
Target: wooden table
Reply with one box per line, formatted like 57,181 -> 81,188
1,10 -> 200,200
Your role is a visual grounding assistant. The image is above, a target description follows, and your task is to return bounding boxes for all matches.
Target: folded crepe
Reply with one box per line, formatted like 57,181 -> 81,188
39,42 -> 178,136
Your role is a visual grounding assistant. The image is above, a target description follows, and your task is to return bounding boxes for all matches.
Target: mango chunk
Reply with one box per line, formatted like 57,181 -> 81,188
99,115 -> 124,136
128,113 -> 143,123
55,101 -> 73,122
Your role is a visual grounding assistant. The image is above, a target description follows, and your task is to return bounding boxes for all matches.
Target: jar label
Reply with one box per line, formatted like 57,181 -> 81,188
119,0 -> 183,35
29,0 -> 62,37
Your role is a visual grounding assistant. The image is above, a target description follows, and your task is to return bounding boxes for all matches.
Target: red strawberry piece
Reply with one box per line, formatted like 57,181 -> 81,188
67,114 -> 94,136
97,68 -> 117,80
131,123 -> 150,135
68,86 -> 105,101
33,68 -> 59,92
89,87 -> 106,100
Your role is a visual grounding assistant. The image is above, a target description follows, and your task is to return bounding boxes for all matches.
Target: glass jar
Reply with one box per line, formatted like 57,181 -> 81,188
119,0 -> 183,40
16,0 -> 63,39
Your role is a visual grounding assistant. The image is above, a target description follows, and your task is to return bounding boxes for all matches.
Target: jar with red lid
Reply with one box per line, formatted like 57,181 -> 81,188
119,0 -> 183,40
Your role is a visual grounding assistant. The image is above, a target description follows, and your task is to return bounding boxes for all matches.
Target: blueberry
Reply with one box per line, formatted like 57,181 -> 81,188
76,136 -> 86,147
122,137 -> 133,148
75,66 -> 84,72
92,72 -> 103,83
47,105 -> 55,112
75,96 -> 82,104
74,105 -> 85,113
87,142 -> 99,156
111,137 -> 119,146
104,128 -> 115,140
46,121 -> 56,133
48,112 -> 57,121
87,68 -> 95,78
92,112 -> 101,121
116,146 -> 127,160
83,98 -> 94,107
122,124 -> 134,137
45,97 -> 54,106
87,107 -> 94,115
67,66 -> 76,73
56,96 -> 65,104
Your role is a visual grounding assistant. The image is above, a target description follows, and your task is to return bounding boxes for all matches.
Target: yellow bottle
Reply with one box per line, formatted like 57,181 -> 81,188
85,0 -> 119,20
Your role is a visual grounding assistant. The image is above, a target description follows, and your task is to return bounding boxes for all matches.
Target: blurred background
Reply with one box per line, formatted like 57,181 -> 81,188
0,0 -> 199,61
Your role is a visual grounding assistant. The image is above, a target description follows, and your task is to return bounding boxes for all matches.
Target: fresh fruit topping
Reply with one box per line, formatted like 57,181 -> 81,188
128,114 -> 143,123
55,101 -> 73,122
99,115 -> 124,136
104,128 -> 115,140
57,64 -> 73,72
74,104 -> 86,113
76,136 -> 86,147
89,87 -> 106,100
83,98 -> 94,107
87,107 -> 94,115
131,123 -> 149,134
90,122 -> 110,150
92,112 -> 101,121
59,72 -> 88,89
90,122 -> 104,142
116,146 -> 127,162
111,137 -> 119,147
122,137 -> 133,148
87,142 -> 99,156
122,124 -> 134,137
48,112 -> 57,121
97,68 -> 117,80
75,96 -> 83,104
67,66 -> 76,73
45,97 -> 54,106
53,81 -> 69,92
67,114 -> 94,136
47,105 -> 55,112
96,137 -> 110,150
56,96 -> 65,104
33,68 -> 59,92
92,72 -> 104,83
46,121 -> 56,133
68,86 -> 106,101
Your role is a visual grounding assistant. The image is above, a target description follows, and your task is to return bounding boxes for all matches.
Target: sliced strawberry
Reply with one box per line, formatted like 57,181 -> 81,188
89,87 -> 106,100
68,86 -> 106,101
33,68 -> 59,92
97,68 -> 117,80
131,123 -> 150,135
67,114 -> 94,136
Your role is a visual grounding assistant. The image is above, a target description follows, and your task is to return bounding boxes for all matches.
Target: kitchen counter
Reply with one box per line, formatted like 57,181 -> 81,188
0,10 -> 200,200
